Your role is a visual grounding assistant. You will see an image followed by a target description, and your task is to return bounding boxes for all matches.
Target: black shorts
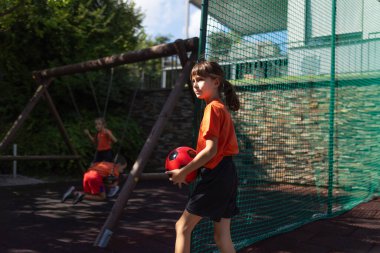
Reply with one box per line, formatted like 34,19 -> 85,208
186,156 -> 239,222
94,149 -> 113,163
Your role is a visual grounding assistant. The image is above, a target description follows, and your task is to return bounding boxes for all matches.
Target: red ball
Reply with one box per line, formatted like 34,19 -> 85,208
165,146 -> 197,183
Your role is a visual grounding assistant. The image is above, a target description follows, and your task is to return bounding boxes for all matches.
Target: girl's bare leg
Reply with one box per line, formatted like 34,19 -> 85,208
175,210 -> 202,253
213,218 -> 236,253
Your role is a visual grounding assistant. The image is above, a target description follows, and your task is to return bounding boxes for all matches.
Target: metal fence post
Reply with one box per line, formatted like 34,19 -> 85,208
328,0 -> 337,216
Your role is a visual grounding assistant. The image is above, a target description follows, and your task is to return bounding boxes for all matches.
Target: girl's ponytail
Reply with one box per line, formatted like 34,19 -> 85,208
223,80 -> 240,111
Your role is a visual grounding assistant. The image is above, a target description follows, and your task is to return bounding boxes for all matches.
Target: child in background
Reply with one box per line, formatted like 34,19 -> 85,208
166,61 -> 240,253
84,117 -> 117,163
61,156 -> 127,204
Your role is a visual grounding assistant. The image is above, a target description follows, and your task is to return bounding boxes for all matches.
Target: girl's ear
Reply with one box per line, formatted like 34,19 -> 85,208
214,78 -> 221,87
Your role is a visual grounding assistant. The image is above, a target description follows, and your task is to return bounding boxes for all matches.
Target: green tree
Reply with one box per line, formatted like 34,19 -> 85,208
0,0 -> 144,119
0,0 -> 147,175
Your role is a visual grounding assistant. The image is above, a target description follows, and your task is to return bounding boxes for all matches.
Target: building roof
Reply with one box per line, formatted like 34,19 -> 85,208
190,0 -> 288,36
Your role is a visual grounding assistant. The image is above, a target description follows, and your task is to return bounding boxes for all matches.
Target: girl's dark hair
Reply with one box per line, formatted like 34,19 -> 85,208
191,61 -> 240,111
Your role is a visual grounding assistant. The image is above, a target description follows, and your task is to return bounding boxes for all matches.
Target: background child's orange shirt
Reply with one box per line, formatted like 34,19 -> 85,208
96,129 -> 112,151
88,162 -> 120,178
196,99 -> 239,169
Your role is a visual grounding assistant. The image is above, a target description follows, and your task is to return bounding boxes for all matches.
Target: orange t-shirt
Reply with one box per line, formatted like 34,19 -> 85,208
88,162 -> 120,178
197,99 -> 239,169
96,129 -> 112,151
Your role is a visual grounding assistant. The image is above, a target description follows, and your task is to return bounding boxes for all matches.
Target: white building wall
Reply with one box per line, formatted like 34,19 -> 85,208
288,40 -> 380,76
288,0 -> 364,44
310,0 -> 332,37
287,0 -> 306,48
336,0 -> 363,35
363,0 -> 380,39
288,47 -> 331,76
287,0 -> 380,76
336,43 -> 364,74
336,41 -> 380,73
366,40 -> 380,71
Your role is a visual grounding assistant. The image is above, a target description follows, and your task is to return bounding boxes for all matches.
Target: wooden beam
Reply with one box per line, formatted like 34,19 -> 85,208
0,78 -> 53,152
174,39 -> 189,67
43,90 -> 80,155
0,155 -> 81,161
139,173 -> 168,181
43,89 -> 84,171
174,39 -> 196,102
94,51 -> 198,248
33,37 -> 199,79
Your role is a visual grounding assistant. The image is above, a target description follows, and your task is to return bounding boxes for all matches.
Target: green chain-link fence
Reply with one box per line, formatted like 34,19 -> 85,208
191,0 -> 380,252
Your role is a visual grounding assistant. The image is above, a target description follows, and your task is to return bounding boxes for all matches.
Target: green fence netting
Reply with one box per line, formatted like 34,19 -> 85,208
191,0 -> 380,252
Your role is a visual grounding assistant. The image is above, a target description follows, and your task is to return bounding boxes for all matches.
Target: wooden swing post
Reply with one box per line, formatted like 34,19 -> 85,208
0,77 -> 53,152
94,41 -> 198,248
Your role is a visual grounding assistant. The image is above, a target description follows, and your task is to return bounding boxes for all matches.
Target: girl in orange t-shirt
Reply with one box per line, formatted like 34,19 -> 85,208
166,61 -> 240,253
84,117 -> 117,163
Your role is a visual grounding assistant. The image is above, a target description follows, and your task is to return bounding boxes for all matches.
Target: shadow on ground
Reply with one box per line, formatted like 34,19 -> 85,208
1,179 -> 380,253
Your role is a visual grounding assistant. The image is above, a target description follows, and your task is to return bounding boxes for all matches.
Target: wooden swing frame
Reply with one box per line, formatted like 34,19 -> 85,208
0,38 -> 198,162
0,37 -> 199,247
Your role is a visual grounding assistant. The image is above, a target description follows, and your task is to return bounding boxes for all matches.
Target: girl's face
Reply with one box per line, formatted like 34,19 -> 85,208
95,120 -> 104,131
191,75 -> 220,103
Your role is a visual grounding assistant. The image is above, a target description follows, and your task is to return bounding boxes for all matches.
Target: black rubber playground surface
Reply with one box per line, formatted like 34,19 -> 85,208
1,178 -> 380,253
